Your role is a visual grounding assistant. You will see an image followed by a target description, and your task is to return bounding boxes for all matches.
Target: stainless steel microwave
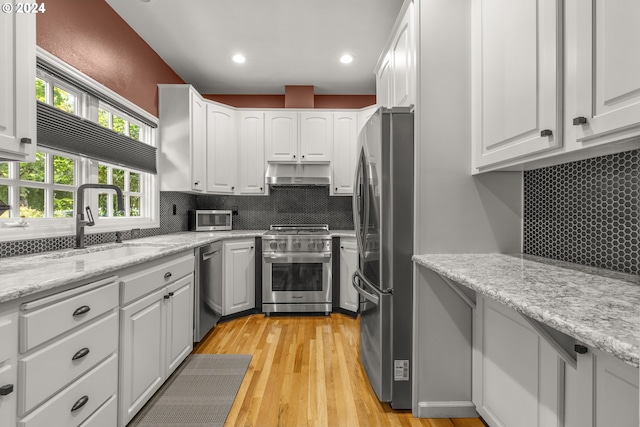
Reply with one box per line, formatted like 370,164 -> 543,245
188,210 -> 232,231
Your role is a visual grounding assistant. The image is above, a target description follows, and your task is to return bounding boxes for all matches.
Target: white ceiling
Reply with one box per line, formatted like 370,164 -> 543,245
105,0 -> 404,95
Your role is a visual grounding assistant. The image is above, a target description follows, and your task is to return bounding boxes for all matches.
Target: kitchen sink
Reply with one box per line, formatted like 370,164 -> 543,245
47,244 -> 163,263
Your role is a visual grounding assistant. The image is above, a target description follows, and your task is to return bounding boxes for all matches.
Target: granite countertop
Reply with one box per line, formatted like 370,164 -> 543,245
412,253 -> 640,367
0,230 -> 355,304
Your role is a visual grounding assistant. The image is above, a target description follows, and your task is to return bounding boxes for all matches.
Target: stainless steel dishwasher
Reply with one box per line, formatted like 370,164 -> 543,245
194,241 -> 223,341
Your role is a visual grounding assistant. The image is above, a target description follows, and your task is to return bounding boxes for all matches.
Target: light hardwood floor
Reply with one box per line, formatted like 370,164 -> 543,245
194,313 -> 485,427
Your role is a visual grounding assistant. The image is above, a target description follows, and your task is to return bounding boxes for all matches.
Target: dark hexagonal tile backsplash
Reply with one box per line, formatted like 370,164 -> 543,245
524,149 -> 639,275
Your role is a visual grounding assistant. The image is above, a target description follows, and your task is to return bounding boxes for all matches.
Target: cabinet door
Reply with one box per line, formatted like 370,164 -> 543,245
472,0 -> 562,169
0,311 -> 17,427
206,103 -> 237,194
0,5 -> 36,161
339,238 -> 358,313
473,296 -> 562,427
239,111 -> 265,194
332,113 -> 358,195
391,1 -> 414,108
119,288 -> 166,427
190,92 -> 207,192
166,275 -> 193,376
571,0 -> 640,146
265,111 -> 298,162
300,112 -> 333,162
223,239 -> 255,316
376,54 -> 392,109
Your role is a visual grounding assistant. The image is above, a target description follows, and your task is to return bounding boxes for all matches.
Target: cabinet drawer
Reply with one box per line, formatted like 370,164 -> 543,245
19,278 -> 118,352
0,312 -> 17,363
18,312 -> 118,415
18,354 -> 117,427
78,394 -> 116,427
120,253 -> 194,305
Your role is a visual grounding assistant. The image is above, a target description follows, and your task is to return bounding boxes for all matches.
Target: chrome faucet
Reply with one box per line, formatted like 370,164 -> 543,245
76,184 -> 124,249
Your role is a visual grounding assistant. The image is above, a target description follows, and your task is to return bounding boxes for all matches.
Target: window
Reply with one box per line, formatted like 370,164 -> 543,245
0,55 -> 159,241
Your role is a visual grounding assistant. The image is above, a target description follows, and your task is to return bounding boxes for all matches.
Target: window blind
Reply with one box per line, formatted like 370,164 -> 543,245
37,102 -> 157,174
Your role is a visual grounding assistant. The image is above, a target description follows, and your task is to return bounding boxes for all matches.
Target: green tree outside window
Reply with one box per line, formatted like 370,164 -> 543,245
35,78 -> 46,103
20,187 -> 44,218
20,152 -> 45,182
0,185 -> 9,219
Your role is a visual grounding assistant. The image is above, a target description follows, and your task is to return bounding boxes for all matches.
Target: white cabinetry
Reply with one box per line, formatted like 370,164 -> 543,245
223,239 -> 255,316
569,0 -> 640,148
339,238 -> 358,313
331,113 -> 358,196
158,85 -> 207,192
473,295 -> 563,427
471,0 -> 562,170
265,111 -> 332,163
0,3 -> 36,162
239,111 -> 265,194
118,252 -> 194,427
206,103 -> 237,194
0,310 -> 17,427
375,0 -> 415,108
16,276 -> 119,427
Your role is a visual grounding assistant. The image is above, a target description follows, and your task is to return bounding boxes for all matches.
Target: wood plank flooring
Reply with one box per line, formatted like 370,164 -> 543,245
194,313 -> 485,427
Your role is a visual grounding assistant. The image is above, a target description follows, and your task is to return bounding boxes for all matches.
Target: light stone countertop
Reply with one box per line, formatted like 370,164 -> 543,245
0,230 -> 355,304
413,253 -> 640,367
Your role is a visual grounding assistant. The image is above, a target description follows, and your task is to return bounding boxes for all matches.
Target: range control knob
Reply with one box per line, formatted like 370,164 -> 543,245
278,241 -> 287,250
308,241 -> 316,250
269,241 -> 278,250
293,241 -> 301,250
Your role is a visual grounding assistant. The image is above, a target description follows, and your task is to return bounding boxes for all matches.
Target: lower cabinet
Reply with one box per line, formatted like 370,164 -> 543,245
118,253 -> 194,427
0,310 -> 18,427
223,239 -> 255,316
339,238 -> 358,313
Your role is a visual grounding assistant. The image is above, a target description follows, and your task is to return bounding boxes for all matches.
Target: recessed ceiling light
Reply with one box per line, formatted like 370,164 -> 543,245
340,54 -> 354,64
232,54 -> 246,64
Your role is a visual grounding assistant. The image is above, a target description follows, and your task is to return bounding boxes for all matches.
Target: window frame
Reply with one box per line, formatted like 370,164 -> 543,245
0,48 -> 159,242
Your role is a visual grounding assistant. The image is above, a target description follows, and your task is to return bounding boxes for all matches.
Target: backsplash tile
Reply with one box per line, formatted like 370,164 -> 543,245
523,149 -> 639,275
0,192 -> 196,258
196,186 -> 354,230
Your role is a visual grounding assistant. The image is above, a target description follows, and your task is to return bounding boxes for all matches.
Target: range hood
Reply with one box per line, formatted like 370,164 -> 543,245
265,163 -> 331,186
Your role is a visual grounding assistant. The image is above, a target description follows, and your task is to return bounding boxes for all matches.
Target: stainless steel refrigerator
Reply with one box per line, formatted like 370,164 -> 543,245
352,106 -> 414,409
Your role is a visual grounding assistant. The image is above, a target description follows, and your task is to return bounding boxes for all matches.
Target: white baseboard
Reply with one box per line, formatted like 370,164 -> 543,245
415,401 -> 478,418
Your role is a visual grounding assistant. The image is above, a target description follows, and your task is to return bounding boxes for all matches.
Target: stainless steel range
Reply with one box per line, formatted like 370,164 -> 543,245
262,224 -> 332,314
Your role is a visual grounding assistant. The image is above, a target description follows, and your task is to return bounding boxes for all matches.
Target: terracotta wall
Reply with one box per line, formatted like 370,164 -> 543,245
36,0 -> 184,117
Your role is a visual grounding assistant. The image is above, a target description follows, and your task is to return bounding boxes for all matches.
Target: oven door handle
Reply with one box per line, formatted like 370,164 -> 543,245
352,270 -> 379,305
263,253 -> 332,264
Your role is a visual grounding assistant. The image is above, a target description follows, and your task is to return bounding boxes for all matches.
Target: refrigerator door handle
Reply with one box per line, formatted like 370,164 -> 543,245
353,148 -> 365,256
352,270 -> 379,305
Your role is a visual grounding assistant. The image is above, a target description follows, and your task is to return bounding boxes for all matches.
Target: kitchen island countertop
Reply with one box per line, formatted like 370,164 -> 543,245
413,253 -> 640,367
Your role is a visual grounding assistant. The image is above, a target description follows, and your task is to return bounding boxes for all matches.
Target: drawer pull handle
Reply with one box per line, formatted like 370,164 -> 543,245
73,306 -> 91,317
164,294 -> 170,300
540,129 -> 553,137
72,347 -> 90,361
572,116 -> 588,125
164,272 -> 172,279
0,384 -> 13,396
71,395 -> 89,412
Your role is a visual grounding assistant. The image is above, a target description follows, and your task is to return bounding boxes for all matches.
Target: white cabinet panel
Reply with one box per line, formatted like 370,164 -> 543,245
376,54 -> 392,108
206,103 -> 237,194
265,111 -> 298,162
391,3 -> 414,108
594,349 -> 639,427
165,275 -> 193,376
300,112 -> 333,162
339,238 -> 358,313
223,239 -> 255,316
239,111 -> 265,194
472,0 -> 562,169
0,3 -> 36,161
0,310 -> 18,427
331,113 -> 358,195
190,93 -> 207,191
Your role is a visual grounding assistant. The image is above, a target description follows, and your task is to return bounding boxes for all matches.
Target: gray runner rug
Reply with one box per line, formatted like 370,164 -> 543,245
129,354 -> 251,427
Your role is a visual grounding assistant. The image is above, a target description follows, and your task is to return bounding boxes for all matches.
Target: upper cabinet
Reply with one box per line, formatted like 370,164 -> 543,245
472,0 -> 640,173
238,111 -> 265,194
206,103 -> 237,194
0,6 -> 36,161
471,0 -> 562,170
265,111 -> 332,163
158,85 -> 207,192
569,0 -> 640,148
331,112 -> 358,195
375,0 -> 415,109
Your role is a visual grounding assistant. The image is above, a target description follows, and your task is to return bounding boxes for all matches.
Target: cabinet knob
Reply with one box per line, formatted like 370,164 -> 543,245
540,129 -> 553,137
293,155 -> 296,159
164,294 -> 171,300
335,187 -> 338,191
572,116 -> 588,125
302,155 -> 305,159
20,137 -> 32,144
0,384 -> 14,396
71,395 -> 89,412
574,344 -> 588,354
260,187 -> 263,191
231,186 -> 235,190
72,305 -> 91,317
164,272 -> 172,279
72,347 -> 90,361
168,292 -> 174,297
194,181 -> 200,186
